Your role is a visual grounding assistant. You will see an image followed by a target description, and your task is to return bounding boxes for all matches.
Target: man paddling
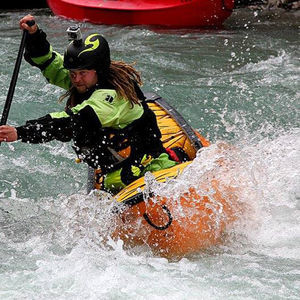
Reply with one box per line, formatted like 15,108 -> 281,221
0,15 -> 177,192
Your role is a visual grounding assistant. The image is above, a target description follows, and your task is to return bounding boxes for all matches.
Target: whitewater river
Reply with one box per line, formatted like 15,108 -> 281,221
0,8 -> 299,299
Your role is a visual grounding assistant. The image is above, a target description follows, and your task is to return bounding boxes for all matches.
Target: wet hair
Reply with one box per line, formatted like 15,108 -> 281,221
107,60 -> 142,106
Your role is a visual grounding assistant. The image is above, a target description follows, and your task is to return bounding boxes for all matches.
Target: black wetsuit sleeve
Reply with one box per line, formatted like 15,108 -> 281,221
16,105 -> 102,145
25,29 -> 50,57
24,29 -> 56,70
16,114 -> 73,144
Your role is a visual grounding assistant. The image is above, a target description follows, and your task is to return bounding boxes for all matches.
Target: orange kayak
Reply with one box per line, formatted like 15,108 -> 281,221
89,93 -> 238,258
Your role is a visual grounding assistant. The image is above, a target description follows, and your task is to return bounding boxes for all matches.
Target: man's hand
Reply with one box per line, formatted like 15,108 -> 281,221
0,125 -> 18,142
19,14 -> 38,34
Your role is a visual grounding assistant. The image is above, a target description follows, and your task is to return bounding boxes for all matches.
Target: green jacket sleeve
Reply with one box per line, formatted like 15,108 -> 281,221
24,29 -> 71,90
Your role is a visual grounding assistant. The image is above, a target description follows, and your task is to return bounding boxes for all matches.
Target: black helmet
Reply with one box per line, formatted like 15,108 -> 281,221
63,33 -> 111,75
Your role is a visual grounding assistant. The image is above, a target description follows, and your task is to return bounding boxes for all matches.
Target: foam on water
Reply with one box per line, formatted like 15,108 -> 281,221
2,128 -> 299,299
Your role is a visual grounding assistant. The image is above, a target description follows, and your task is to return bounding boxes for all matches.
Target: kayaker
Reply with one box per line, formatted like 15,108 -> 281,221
0,14 -> 177,192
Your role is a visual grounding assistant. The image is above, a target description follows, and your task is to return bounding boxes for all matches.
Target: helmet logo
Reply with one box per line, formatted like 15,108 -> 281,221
78,34 -> 100,57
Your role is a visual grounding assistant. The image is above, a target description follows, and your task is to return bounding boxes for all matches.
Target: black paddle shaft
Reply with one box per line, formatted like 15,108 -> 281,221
0,20 -> 35,126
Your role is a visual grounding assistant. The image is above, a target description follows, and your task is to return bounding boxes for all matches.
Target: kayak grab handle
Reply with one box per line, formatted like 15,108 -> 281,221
143,205 -> 172,230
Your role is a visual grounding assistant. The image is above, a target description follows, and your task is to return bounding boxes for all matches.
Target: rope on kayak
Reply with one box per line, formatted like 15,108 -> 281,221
143,205 -> 172,230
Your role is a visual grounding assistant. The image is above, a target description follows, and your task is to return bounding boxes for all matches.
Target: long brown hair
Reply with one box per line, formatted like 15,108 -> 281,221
108,60 -> 142,106
59,60 -> 143,108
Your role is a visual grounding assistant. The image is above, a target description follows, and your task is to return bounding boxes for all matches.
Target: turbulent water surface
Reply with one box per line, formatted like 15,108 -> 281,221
0,8 -> 299,299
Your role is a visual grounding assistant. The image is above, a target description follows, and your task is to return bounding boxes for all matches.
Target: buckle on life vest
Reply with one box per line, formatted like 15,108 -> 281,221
75,157 -> 82,163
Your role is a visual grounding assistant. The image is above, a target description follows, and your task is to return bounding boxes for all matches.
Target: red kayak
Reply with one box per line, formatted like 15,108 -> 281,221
47,0 -> 234,28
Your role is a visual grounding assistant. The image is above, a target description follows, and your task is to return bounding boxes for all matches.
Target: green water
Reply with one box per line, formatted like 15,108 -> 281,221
0,8 -> 299,299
